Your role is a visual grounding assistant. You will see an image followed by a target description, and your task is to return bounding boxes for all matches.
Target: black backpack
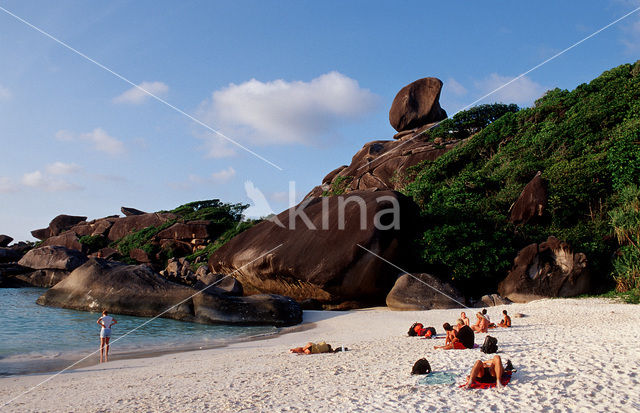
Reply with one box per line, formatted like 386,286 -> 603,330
481,335 -> 498,354
411,358 -> 432,375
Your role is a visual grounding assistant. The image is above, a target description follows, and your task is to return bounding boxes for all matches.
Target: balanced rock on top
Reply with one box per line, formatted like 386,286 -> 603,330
389,77 -> 448,133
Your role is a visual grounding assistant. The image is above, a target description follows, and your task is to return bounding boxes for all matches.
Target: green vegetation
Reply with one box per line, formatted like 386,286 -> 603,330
185,219 -> 261,266
425,103 -> 520,141
609,184 -> 640,294
78,235 -> 108,253
111,199 -> 250,265
323,175 -> 354,196
402,62 -> 640,296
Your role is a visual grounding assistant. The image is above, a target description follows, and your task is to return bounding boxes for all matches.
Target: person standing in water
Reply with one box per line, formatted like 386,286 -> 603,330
97,310 -> 117,363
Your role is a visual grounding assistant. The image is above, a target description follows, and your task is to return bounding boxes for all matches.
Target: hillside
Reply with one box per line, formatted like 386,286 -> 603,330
402,61 -> 640,298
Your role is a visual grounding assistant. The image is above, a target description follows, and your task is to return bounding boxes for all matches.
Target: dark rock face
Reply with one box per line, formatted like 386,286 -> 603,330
107,213 -> 177,241
31,215 -> 87,240
18,246 -> 88,271
386,273 -> 465,310
121,207 -> 146,216
37,259 -> 302,326
479,294 -> 512,307
155,222 -> 211,240
209,191 -> 418,305
0,263 -> 31,287
195,272 -> 244,296
305,136 -> 463,198
42,231 -> 83,251
129,248 -> 151,264
498,236 -> 592,302
0,247 -> 22,263
389,77 -> 447,132
15,269 -> 69,288
509,171 -> 547,224
0,235 -> 13,247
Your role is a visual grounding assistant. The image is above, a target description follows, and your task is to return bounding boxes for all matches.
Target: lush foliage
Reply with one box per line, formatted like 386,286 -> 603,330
184,219 -> 261,265
112,219 -> 177,258
403,62 -> 640,295
323,175 -> 354,196
78,234 -> 109,253
609,184 -> 640,294
425,103 -> 520,141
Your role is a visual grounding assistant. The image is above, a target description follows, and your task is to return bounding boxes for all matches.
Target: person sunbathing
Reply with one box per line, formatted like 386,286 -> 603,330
464,355 -> 505,389
471,312 -> 489,333
460,312 -> 470,326
498,310 -> 512,327
434,320 -> 474,350
289,341 -> 333,354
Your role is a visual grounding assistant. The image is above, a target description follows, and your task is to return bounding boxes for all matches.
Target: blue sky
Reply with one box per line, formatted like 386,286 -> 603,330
1,0 -> 640,241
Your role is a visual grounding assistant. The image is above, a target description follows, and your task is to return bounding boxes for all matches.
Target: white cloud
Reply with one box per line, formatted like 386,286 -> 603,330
45,162 -> 82,175
56,128 -> 125,155
474,73 -> 547,106
209,166 -> 236,183
196,71 -> 379,156
446,78 -> 467,96
169,167 -> 236,189
0,177 -> 17,193
21,170 -> 82,192
0,84 -> 11,100
113,81 -> 168,104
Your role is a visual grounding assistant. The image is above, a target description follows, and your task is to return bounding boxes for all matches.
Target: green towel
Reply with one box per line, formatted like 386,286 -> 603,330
417,371 -> 458,385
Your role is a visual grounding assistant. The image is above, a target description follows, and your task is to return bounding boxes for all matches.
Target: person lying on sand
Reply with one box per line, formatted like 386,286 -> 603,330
290,341 -> 345,354
464,355 -> 505,389
434,320 -> 474,350
498,310 -> 511,327
471,312 -> 489,333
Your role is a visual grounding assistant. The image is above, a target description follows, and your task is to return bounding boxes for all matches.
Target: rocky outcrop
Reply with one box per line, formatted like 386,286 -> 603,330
209,191 -> 418,306
42,231 -> 83,251
386,273 -> 465,310
479,294 -> 512,307
498,236 -> 591,302
389,77 -> 447,132
0,234 -> 13,247
14,269 -> 69,288
31,215 -> 87,240
305,136 -> 463,198
509,171 -> 547,224
121,207 -> 146,216
0,247 -> 22,263
18,246 -> 88,271
107,213 -> 177,241
37,259 -> 302,326
0,263 -> 31,287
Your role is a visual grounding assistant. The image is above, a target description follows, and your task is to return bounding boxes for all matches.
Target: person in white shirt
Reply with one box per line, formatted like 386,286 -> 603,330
97,310 -> 117,363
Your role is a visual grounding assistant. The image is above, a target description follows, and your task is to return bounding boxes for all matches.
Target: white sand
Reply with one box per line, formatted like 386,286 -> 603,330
1,298 -> 639,412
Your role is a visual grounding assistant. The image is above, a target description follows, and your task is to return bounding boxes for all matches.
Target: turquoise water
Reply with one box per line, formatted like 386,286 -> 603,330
0,288 -> 278,375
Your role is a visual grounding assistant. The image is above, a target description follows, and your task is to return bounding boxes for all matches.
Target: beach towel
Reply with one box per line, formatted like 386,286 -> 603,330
417,371 -> 457,386
459,371 -> 513,389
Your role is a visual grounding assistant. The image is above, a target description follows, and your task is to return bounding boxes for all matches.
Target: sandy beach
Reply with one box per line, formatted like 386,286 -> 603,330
1,298 -> 639,412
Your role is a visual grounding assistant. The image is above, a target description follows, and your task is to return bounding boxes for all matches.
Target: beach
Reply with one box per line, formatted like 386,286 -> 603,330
1,297 -> 639,412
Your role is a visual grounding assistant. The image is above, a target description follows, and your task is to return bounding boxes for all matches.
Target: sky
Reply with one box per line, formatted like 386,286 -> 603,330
1,0 -> 640,241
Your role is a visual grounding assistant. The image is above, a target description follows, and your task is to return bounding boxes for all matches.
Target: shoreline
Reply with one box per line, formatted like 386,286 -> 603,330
0,316 -> 320,378
2,298 -> 639,412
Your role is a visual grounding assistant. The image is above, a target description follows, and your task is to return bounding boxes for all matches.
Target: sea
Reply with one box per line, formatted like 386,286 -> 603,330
0,288 -> 279,376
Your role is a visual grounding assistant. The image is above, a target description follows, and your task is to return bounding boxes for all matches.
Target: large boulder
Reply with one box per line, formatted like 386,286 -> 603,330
0,247 -> 22,263
498,236 -> 592,302
18,246 -> 88,271
15,269 -> 69,288
155,221 -> 211,240
107,213 -> 177,241
42,231 -> 83,251
37,259 -> 302,326
305,136 -> 463,198
509,171 -> 547,224
389,77 -> 447,132
0,263 -> 31,287
31,214 -> 87,240
0,234 -> 13,247
386,273 -> 465,310
209,191 -> 418,305
121,206 -> 146,216
69,217 -> 118,237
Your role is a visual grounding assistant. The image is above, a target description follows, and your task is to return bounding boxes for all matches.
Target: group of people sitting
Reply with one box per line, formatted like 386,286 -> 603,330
413,309 -> 513,388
